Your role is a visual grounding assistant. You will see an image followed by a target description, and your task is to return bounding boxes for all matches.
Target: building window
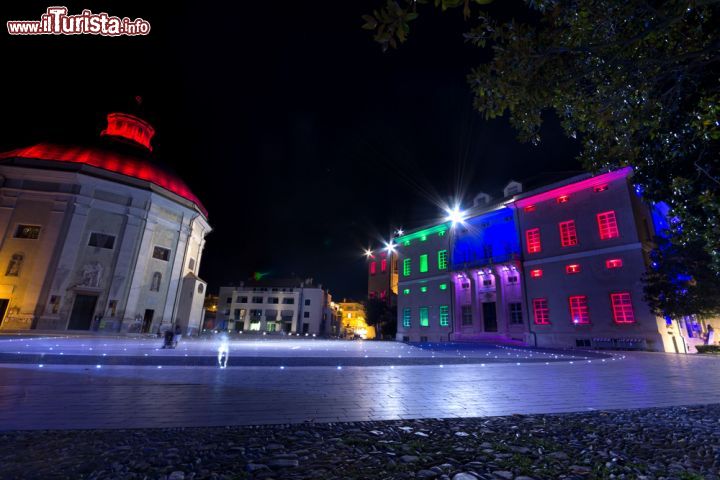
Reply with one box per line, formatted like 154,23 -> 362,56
419,307 -> 429,327
150,272 -> 162,291
593,184 -> 609,192
88,233 -> 116,249
559,220 -> 578,247
403,258 -> 411,276
611,292 -> 635,324
556,195 -> 570,204
252,296 -> 264,303
566,264 -> 581,274
569,295 -> 590,324
403,288 -> 410,295
509,303 -> 523,325
482,278 -> 493,287
419,254 -> 429,273
597,211 -> 619,239
439,283 -> 447,290
234,309 -> 241,320
188,258 -> 196,270
226,297 -> 232,304
526,228 -> 541,253
606,258 -> 623,269
267,297 -> 279,304
438,250 -> 448,270
5,253 -> 23,277
380,258 -> 387,272
282,298 -> 295,304
533,298 -> 550,325
239,296 -> 248,303
369,261 -> 377,275
461,305 -> 473,325
403,308 -> 411,327
152,246 -> 171,261
530,269 -> 543,278
419,286 -> 427,293
507,276 -> 518,284
14,225 -> 41,239
524,205 -> 536,212
439,305 -> 449,327
305,299 -> 311,306
197,284 -> 204,294
303,311 -> 310,318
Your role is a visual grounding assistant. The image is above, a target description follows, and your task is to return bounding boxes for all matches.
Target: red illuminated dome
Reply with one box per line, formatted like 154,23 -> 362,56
0,112 -> 207,217
101,112 -> 156,151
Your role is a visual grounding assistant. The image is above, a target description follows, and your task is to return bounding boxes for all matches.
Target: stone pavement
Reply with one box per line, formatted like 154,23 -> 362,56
0,338 -> 718,431
0,336 -> 597,366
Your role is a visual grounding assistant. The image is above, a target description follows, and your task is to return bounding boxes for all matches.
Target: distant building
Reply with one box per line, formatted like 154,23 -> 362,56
202,294 -> 218,330
0,112 -> 211,334
336,300 -> 374,339
367,249 -> 398,306
382,168 -> 709,353
216,278 -> 333,335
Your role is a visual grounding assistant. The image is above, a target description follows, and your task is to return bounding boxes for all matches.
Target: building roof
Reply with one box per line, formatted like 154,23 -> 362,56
232,277 -> 324,289
0,113 -> 208,217
393,168 -> 625,243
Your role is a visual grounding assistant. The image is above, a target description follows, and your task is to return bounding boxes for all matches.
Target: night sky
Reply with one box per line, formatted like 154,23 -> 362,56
1,1 -> 581,299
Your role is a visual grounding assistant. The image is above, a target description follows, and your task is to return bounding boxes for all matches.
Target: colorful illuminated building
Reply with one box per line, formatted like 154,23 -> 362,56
367,249 -> 398,306
387,168 -> 702,353
0,112 -> 211,334
216,278 -> 334,335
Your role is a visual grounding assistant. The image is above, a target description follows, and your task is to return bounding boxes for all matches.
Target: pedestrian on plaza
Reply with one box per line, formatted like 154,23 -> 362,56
706,325 -> 715,345
162,329 -> 175,349
174,323 -> 182,347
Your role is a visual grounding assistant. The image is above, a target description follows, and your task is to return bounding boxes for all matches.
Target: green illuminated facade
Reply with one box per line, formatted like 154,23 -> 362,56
395,220 -> 453,342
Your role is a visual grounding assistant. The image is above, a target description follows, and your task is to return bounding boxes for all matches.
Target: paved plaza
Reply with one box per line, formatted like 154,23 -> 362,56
0,337 -> 719,431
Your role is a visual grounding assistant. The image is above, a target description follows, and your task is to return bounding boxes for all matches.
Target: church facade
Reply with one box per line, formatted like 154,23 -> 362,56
0,112 -> 211,334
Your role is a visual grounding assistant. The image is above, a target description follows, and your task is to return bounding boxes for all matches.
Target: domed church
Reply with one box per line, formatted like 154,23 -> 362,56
0,112 -> 211,334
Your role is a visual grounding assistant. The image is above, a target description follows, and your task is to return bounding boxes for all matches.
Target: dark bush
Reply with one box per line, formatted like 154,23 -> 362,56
695,345 -> 720,354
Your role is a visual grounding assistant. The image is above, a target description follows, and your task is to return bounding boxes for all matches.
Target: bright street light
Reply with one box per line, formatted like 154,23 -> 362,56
445,205 -> 466,226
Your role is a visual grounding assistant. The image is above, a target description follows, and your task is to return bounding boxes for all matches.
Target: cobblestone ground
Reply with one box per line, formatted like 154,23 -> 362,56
1,404 -> 718,480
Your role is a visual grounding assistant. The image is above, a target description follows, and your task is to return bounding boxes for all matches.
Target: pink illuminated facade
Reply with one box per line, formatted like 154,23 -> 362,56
390,168 -> 691,353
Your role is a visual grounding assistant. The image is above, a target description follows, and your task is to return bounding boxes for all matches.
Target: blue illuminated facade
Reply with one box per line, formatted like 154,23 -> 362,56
451,207 -> 520,269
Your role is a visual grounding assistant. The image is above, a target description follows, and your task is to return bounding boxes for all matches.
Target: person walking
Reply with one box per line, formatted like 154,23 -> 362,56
174,324 -> 182,348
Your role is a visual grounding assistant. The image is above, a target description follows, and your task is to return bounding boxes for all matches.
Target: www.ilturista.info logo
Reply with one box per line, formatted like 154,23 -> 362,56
7,7 -> 150,36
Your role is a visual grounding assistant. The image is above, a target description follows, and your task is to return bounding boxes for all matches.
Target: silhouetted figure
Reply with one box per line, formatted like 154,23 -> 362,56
174,324 -> 182,347
162,329 -> 175,349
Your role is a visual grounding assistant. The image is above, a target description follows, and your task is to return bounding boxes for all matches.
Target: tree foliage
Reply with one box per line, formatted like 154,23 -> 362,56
644,235 -> 720,318
365,298 -> 397,338
363,0 -> 720,318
